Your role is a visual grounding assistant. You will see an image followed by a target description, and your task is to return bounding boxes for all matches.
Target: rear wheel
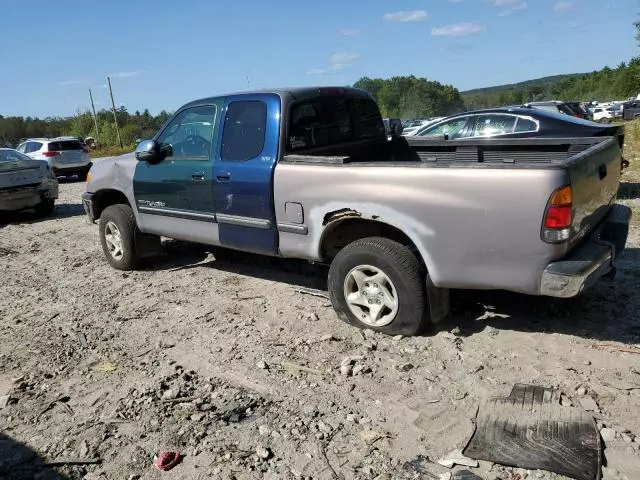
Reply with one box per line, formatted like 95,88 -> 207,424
99,204 -> 141,270
328,237 -> 428,336
34,199 -> 55,218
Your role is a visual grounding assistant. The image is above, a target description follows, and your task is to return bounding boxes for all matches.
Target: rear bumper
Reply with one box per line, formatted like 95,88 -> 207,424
0,181 -> 58,211
52,163 -> 92,176
539,204 -> 631,298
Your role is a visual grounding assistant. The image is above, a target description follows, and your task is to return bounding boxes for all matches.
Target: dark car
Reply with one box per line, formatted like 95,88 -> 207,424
623,100 -> 640,120
415,107 -> 622,140
415,107 -> 628,169
564,101 -> 593,120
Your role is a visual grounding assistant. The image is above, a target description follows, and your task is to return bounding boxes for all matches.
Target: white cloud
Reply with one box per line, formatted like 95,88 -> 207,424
58,80 -> 85,86
498,1 -> 528,15
383,10 -> 429,22
338,28 -> 360,37
553,1 -> 572,12
329,52 -> 360,64
489,0 -> 528,16
107,71 -> 141,78
307,52 -> 360,75
432,22 -> 486,37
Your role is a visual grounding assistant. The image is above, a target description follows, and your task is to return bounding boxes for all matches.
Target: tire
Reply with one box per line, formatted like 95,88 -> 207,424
328,237 -> 428,336
34,199 -> 55,218
99,204 -> 141,270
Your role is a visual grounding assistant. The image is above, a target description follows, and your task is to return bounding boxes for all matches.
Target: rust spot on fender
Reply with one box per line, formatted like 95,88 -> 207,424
322,208 -> 361,226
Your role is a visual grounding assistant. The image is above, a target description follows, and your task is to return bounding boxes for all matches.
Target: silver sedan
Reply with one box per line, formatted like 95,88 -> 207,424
0,148 -> 59,217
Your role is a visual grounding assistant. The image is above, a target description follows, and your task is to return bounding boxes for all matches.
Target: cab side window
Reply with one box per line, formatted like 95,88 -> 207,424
221,101 -> 267,161
156,106 -> 216,160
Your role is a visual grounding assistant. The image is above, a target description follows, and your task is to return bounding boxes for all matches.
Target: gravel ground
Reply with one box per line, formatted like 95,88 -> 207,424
1,179 -> 640,480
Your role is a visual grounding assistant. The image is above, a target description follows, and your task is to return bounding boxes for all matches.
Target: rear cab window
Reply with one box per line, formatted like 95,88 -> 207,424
287,96 -> 384,151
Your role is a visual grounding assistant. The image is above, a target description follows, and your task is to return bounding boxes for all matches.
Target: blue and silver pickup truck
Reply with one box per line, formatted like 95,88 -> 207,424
82,87 -> 630,336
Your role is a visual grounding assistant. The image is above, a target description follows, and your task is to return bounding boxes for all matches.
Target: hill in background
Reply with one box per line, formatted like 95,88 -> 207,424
462,73 -> 586,96
461,61 -> 639,110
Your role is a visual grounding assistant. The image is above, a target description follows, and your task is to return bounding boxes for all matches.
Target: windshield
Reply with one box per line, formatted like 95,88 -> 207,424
0,149 -> 32,162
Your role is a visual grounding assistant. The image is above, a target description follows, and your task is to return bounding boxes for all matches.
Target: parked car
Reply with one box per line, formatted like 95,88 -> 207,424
16,137 -> 92,180
401,118 -> 442,136
592,106 -> 614,123
623,100 -> 640,120
382,118 -> 403,138
0,148 -> 58,217
82,87 -> 630,337
414,107 -> 624,144
405,118 -> 444,136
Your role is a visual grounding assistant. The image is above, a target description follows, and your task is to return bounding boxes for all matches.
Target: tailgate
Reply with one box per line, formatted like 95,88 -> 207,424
567,137 -> 621,246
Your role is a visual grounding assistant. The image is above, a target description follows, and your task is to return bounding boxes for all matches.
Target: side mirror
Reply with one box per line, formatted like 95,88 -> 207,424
135,140 -> 158,162
391,123 -> 404,137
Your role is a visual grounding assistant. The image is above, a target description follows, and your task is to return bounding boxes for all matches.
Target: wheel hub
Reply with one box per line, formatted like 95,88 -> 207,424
343,265 -> 399,327
104,221 -> 124,261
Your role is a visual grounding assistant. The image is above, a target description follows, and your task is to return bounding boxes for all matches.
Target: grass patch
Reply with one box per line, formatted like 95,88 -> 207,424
90,145 -> 134,159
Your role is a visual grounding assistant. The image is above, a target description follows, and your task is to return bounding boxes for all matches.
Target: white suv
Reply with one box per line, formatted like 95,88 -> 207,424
16,137 -> 92,179
592,107 -> 614,123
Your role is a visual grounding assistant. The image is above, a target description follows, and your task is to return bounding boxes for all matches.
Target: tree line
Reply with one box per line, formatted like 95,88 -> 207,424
0,108 -> 171,148
462,59 -> 640,111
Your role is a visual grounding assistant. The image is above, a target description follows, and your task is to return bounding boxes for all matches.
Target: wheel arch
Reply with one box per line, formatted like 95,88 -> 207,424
92,188 -> 131,220
319,215 -> 449,324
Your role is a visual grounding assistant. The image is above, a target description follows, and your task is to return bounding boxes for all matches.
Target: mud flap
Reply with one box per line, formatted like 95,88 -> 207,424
463,384 -> 601,480
135,231 -> 163,259
426,274 -> 449,323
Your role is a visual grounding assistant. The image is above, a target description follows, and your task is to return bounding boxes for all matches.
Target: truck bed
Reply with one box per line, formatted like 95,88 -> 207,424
275,134 -> 623,294
281,135 -> 623,169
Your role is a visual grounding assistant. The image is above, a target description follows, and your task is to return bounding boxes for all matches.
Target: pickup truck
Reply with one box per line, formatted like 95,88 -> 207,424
82,87 -> 631,336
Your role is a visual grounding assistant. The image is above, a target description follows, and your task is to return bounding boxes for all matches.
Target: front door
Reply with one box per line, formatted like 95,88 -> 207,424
213,94 -> 280,255
133,102 -> 221,242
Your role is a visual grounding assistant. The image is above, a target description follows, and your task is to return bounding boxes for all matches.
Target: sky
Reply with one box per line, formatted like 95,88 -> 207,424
1,0 -> 638,118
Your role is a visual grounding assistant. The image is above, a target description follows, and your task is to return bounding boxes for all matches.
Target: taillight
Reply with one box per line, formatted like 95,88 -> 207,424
42,151 -> 60,157
542,185 -> 572,243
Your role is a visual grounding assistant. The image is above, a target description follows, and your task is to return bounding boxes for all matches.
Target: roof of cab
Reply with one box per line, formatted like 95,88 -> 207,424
180,86 -> 373,110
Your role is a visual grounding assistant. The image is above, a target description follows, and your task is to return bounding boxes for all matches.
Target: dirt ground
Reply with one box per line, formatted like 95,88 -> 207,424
1,177 -> 640,480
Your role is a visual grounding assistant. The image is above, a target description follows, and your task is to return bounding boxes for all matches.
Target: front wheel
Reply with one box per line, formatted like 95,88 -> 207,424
328,237 -> 428,336
99,204 -> 141,270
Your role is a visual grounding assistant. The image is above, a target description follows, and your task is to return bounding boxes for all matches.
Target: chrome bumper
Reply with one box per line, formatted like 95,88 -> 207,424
81,191 -> 95,223
540,204 -> 631,298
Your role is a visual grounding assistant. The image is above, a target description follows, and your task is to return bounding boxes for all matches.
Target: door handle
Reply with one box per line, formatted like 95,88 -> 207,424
216,172 -> 231,182
192,172 -> 205,181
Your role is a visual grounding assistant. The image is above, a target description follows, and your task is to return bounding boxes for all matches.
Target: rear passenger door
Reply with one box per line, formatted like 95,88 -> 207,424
213,94 -> 280,255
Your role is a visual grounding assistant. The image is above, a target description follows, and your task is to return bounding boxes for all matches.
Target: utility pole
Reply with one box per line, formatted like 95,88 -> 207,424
107,76 -> 123,148
88,89 -> 100,144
